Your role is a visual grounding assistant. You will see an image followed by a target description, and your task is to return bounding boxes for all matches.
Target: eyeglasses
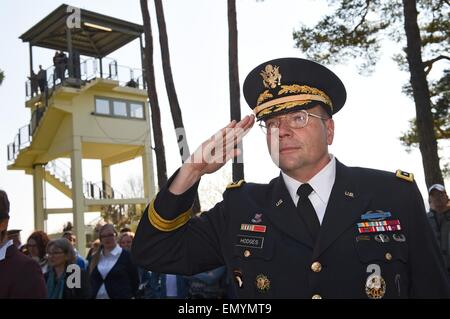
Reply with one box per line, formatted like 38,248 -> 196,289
47,251 -> 65,256
259,110 -> 329,134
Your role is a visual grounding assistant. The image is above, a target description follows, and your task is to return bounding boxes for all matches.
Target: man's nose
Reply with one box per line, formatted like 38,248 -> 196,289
278,119 -> 292,137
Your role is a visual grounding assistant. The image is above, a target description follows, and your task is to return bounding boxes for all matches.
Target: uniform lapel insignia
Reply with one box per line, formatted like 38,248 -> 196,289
264,174 -> 314,248
313,161 -> 372,258
344,191 -> 354,198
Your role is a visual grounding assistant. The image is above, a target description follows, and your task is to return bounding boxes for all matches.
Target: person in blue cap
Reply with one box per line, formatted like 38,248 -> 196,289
132,58 -> 450,298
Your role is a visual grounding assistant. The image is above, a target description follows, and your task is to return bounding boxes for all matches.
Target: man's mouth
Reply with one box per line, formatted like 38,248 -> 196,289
279,146 -> 300,154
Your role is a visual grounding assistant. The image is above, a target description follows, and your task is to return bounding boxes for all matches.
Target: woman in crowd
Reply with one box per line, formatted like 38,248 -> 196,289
118,231 -> 134,251
27,230 -> 50,273
89,224 -> 139,299
45,238 -> 90,299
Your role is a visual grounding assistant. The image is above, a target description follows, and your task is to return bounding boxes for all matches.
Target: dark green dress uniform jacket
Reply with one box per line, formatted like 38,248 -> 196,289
132,160 -> 450,299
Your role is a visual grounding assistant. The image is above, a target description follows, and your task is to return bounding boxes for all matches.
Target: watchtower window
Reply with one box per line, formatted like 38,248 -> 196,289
130,103 -> 144,119
94,97 -> 145,120
113,101 -> 127,117
95,98 -> 110,115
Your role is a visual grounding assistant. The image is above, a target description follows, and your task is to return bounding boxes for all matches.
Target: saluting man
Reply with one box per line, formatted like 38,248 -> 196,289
132,58 -> 450,299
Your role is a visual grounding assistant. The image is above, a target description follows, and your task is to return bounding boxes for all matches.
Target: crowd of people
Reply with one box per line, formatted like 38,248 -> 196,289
0,189 -> 229,299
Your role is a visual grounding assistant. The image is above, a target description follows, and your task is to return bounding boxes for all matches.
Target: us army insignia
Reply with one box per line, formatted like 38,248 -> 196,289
256,274 -> 270,293
344,191 -> 354,198
260,64 -> 281,89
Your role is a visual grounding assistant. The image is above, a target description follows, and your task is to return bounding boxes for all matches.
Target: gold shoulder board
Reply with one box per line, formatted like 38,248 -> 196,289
226,180 -> 246,189
395,170 -> 414,182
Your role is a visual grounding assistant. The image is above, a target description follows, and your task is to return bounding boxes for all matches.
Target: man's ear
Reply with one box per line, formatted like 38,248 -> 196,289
326,118 -> 335,145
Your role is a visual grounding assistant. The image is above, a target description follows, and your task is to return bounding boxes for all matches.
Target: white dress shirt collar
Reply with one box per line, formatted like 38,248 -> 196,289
101,244 -> 122,258
281,154 -> 336,207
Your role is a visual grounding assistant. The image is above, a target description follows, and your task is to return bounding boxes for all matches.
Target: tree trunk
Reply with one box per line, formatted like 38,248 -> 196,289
154,0 -> 201,213
402,0 -> 444,187
140,0 -> 168,189
228,0 -> 244,181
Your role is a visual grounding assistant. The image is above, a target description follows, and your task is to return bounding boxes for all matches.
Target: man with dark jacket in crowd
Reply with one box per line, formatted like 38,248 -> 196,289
427,184 -> 450,277
0,189 -> 47,298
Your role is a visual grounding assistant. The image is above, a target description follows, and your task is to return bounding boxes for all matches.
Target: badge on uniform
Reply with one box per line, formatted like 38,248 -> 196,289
356,235 -> 371,242
236,234 -> 264,249
374,234 -> 390,243
241,223 -> 267,233
358,219 -> 401,234
357,210 -> 402,234
251,213 -> 263,224
393,233 -> 406,242
361,210 -> 391,221
234,269 -> 244,288
255,274 -> 270,293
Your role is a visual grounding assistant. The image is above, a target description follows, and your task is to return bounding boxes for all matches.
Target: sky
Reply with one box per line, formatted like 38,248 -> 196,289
0,0 -> 448,241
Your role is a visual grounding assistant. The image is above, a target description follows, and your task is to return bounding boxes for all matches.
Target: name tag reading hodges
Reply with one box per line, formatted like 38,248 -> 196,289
236,235 -> 264,249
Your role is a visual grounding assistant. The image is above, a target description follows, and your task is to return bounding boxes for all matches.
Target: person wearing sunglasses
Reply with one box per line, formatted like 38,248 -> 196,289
133,58 -> 450,299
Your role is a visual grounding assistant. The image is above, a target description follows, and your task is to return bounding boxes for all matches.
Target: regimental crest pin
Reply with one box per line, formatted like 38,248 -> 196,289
251,213 -> 263,224
255,274 -> 270,293
365,275 -> 386,299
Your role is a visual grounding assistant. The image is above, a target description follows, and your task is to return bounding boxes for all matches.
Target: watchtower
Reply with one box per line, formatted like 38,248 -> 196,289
7,4 -> 155,255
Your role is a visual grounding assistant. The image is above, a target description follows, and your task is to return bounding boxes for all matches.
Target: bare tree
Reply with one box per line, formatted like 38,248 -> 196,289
228,0 -> 244,182
140,0 -> 168,189
153,0 -> 201,212
293,0 -> 449,187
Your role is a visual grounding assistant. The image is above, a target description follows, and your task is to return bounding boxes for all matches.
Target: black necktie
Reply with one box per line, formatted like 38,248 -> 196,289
297,183 -> 320,241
